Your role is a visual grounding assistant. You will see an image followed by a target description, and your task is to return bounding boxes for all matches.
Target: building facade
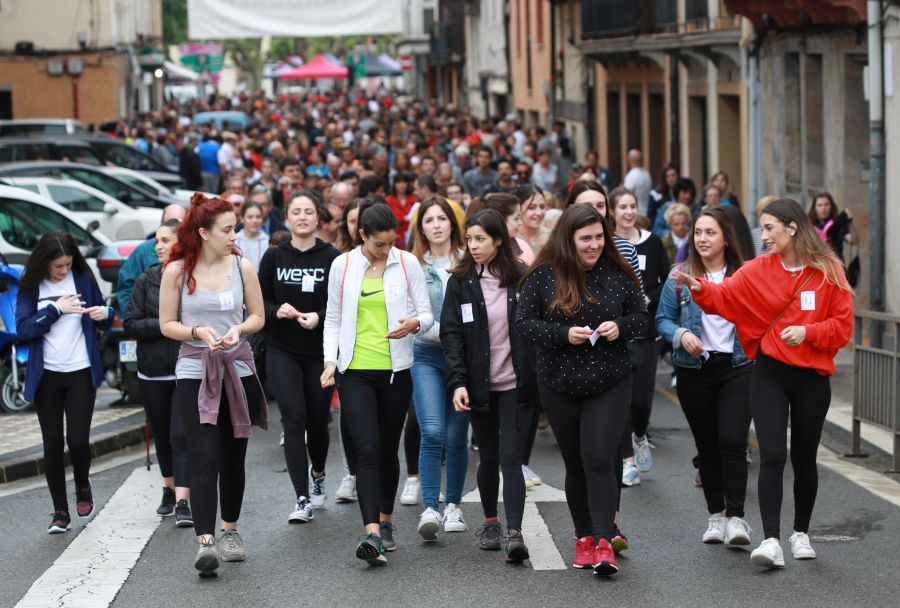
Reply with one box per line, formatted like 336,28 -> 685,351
509,0 -> 554,127
463,0 -> 511,118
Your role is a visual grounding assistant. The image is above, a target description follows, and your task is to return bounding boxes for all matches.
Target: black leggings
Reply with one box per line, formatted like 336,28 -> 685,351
404,402 -> 420,475
676,355 -> 752,517
540,376 -> 631,540
522,399 -> 542,466
468,390 -> 533,531
752,354 -> 831,539
139,379 -> 190,487
338,369 -> 412,525
176,376 -> 261,536
630,338 -> 659,438
266,350 -> 333,499
35,369 -> 95,512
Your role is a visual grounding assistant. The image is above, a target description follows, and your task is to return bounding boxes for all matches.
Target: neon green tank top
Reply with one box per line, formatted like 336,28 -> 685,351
348,276 -> 392,370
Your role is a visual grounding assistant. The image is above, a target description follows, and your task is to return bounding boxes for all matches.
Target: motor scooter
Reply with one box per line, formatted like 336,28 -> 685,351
0,258 -> 31,413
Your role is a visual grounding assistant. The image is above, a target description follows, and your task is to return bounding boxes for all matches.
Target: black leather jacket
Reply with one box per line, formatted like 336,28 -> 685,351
123,264 -> 180,377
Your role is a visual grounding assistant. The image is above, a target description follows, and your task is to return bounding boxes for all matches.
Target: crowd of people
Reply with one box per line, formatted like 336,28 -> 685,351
19,90 -> 855,578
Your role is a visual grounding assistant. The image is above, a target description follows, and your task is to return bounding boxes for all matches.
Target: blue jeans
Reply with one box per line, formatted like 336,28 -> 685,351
411,343 -> 470,510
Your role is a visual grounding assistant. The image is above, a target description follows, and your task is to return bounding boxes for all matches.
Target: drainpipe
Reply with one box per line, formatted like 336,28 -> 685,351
868,0 -> 885,317
550,0 -> 558,124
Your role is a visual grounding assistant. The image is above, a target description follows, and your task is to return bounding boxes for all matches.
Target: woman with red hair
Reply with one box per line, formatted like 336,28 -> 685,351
160,193 -> 267,579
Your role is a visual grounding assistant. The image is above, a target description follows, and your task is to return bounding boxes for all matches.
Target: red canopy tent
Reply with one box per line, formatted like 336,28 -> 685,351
277,54 -> 348,80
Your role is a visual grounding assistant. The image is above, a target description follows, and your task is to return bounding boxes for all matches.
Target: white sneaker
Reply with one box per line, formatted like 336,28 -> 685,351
417,507 -> 442,541
522,465 -> 542,488
702,514 -> 727,544
725,517 -> 752,546
670,374 -> 677,388
443,503 -> 468,532
622,462 -> 641,487
335,475 -> 357,503
400,476 -> 420,506
308,467 -> 326,510
751,538 -> 785,569
789,531 -> 817,560
632,434 -> 653,473
288,497 -> 313,523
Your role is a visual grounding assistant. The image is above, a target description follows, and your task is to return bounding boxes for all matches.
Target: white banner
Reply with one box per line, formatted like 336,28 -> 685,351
187,0 -> 403,39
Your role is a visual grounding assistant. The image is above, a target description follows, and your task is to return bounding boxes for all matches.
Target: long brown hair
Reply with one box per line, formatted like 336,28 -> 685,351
764,198 -> 851,291
412,196 -> 465,262
807,191 -> 838,225
452,209 -> 522,287
684,207 -> 744,278
523,204 -> 640,317
20,231 -> 95,294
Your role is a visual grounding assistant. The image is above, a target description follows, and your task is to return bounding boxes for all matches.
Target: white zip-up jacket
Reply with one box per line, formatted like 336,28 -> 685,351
324,246 -> 434,373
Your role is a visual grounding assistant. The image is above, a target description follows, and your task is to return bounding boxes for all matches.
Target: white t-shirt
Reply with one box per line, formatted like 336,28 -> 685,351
700,268 -> 735,354
624,167 -> 653,216
38,273 -> 90,373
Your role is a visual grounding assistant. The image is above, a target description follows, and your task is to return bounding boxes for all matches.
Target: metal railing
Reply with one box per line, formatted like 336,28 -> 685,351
851,310 -> 900,471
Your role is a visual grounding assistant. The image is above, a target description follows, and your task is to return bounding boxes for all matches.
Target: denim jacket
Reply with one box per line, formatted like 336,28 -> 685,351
655,268 -> 749,369
414,250 -> 462,347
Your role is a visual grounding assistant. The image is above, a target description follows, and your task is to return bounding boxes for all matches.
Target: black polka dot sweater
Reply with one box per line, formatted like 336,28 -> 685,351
515,260 -> 649,397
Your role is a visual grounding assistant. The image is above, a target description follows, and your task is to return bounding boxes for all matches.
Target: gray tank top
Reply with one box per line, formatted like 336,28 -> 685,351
175,256 -> 252,379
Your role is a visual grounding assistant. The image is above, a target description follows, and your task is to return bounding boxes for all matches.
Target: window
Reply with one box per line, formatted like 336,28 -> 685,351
94,142 -> 165,172
58,145 -> 102,166
0,198 -> 100,251
0,143 -> 57,162
537,0 -> 544,45
47,185 -> 108,212
60,169 -> 155,206
13,184 -> 39,194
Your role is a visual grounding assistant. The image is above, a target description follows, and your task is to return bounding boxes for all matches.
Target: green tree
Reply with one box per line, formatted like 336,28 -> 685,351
162,0 -> 188,46
226,39 -> 265,91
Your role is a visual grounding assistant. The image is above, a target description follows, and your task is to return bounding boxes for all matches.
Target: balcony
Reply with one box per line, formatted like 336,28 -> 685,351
583,0 -> 740,40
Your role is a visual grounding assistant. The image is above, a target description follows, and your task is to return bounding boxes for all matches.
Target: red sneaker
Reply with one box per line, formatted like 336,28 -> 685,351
572,536 -> 595,569
593,538 -> 619,576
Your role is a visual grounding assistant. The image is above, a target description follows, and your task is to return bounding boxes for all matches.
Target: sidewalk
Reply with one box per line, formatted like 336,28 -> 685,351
0,388 -> 146,483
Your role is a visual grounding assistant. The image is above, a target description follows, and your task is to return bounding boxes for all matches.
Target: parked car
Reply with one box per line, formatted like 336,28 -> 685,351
65,134 -> 183,189
0,184 -> 113,295
0,162 -> 182,208
0,119 -> 84,136
0,137 -> 103,165
192,111 -> 251,131
104,166 -> 208,205
2,177 -> 161,240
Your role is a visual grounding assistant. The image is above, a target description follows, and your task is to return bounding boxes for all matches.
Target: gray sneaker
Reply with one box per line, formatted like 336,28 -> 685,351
194,538 -> 219,578
218,530 -> 246,562
380,521 -> 397,552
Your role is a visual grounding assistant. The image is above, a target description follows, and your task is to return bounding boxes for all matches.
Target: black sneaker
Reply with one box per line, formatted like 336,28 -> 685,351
356,533 -> 387,566
75,485 -> 94,520
379,521 -> 397,552
175,500 -> 194,528
476,519 -> 503,551
157,487 -> 176,516
47,510 -> 71,534
505,528 -> 529,563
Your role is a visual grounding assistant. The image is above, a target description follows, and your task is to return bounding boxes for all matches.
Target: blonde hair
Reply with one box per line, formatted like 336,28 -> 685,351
664,202 -> 691,226
755,195 -> 778,217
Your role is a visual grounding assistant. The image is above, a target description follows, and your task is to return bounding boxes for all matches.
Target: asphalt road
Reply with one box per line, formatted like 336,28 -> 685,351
1,377 -> 898,608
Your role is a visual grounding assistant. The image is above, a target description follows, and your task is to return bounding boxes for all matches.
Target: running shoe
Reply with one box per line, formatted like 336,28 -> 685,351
175,499 -> 193,528
380,521 -> 397,551
572,535 -> 595,569
157,487 -> 176,516
417,507 -> 442,541
611,524 -> 630,553
703,514 -> 727,544
477,519 -> 503,551
789,531 -> 816,560
592,538 -> 619,576
522,465 -> 542,488
335,475 -> 357,503
309,467 -> 327,510
75,484 -> 94,520
400,476 -> 420,505
505,529 -> 529,563
289,497 -> 314,523
443,503 -> 468,532
356,533 -> 387,566
725,517 -> 752,546
622,462 -> 641,487
751,538 -> 785,569
194,537 -> 219,578
47,510 -> 71,534
632,434 -> 653,473
218,529 -> 246,562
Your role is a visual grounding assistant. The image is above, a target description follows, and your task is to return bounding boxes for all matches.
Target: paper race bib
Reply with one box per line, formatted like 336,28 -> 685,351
801,291 -> 816,311
637,255 -> 647,271
219,292 -> 235,311
302,274 -> 316,293
385,283 -> 401,303
461,303 -> 474,324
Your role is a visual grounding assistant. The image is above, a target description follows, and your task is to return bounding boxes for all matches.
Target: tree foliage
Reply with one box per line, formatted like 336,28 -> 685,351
162,0 -> 188,46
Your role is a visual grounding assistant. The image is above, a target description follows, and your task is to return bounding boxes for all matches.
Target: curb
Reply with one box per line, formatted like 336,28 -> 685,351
0,413 -> 146,484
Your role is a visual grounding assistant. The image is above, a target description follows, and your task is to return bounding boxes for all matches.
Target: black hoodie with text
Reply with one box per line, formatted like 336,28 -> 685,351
258,238 -> 341,361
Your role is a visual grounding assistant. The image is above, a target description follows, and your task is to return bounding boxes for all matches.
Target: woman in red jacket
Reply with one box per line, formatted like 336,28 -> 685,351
675,198 -> 852,570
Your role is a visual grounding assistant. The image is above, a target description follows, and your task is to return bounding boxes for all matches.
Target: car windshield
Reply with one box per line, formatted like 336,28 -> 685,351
0,197 -> 102,251
95,141 -> 167,172
60,168 -> 157,206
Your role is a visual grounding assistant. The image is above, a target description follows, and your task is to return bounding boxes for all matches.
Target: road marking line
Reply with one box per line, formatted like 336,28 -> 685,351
15,466 -> 160,608
463,478 -> 568,570
0,449 -> 150,498
816,443 -> 900,508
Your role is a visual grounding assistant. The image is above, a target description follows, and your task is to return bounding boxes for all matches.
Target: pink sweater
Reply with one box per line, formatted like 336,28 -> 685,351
480,269 -> 516,391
